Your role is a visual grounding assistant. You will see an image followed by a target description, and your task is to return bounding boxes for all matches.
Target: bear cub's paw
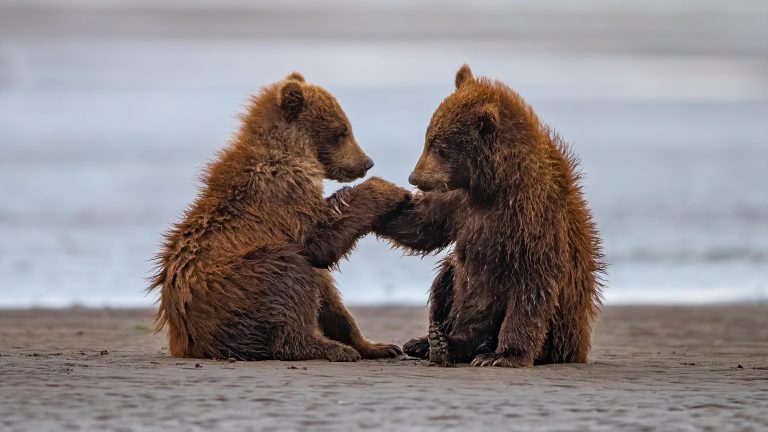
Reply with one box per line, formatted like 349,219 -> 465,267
427,324 -> 451,366
325,344 -> 362,362
326,186 -> 352,215
470,353 -> 532,368
402,336 -> 429,359
357,342 -> 403,359
363,177 -> 411,208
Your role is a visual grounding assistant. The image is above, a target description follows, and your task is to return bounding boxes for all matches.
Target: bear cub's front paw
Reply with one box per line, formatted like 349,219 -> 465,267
326,186 -> 353,215
363,177 -> 411,208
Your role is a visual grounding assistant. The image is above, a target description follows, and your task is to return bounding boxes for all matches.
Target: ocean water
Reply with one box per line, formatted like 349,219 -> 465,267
1,2 -> 767,307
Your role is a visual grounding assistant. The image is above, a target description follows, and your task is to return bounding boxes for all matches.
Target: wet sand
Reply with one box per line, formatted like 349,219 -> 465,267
1,305 -> 767,431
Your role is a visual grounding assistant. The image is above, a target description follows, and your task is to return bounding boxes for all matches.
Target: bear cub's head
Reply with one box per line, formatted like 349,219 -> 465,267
408,64 -> 499,192
278,72 -> 374,182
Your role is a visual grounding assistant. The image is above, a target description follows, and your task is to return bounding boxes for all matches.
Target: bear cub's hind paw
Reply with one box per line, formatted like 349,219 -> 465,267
325,344 -> 362,362
428,324 -> 451,366
403,336 -> 429,359
470,353 -> 532,368
357,342 -> 403,359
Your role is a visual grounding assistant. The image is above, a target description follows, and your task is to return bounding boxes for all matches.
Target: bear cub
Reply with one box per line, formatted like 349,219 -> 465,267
375,65 -> 605,367
150,72 -> 409,361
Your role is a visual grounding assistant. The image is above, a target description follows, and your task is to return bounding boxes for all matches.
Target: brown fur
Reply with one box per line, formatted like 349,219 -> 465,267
149,73 -> 409,361
376,65 -> 605,367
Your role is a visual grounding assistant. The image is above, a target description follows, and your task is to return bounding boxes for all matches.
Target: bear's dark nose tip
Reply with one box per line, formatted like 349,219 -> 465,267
364,157 -> 375,171
408,174 -> 417,186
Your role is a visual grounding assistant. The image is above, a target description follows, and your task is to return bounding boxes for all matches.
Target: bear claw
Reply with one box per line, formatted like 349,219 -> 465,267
470,353 -> 531,368
327,187 -> 353,215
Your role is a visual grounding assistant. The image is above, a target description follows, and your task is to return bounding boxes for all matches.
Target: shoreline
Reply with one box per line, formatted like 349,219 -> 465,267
2,294 -> 767,310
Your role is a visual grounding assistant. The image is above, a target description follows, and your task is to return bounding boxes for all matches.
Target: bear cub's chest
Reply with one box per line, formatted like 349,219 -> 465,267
453,209 -> 513,277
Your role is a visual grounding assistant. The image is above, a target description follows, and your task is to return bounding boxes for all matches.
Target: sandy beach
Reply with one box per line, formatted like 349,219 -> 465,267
1,305 -> 766,431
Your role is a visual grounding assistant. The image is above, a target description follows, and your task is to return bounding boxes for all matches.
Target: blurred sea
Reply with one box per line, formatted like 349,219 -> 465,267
1,0 -> 767,306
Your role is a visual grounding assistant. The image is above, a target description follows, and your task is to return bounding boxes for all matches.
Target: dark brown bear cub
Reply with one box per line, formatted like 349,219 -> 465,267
149,72 -> 408,361
375,65 -> 604,367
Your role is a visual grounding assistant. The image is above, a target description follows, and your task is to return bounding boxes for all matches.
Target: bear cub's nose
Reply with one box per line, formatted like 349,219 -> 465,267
364,157 -> 375,171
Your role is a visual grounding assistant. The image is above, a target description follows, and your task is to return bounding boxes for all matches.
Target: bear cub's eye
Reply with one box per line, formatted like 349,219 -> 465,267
336,129 -> 348,142
431,144 -> 447,158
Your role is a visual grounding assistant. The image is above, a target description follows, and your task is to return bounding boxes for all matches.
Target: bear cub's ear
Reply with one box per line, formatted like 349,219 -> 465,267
455,64 -> 474,89
286,71 -> 305,82
476,105 -> 498,136
279,81 -> 304,122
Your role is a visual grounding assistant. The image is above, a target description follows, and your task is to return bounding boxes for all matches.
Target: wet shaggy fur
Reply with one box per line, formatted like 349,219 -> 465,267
376,65 -> 605,367
149,72 -> 409,361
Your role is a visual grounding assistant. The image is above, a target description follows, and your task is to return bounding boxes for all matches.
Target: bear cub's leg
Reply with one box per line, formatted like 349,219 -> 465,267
428,292 -> 501,366
403,261 -> 455,360
316,273 -> 401,359
272,329 -> 361,362
470,290 -> 555,368
223,246 -> 363,362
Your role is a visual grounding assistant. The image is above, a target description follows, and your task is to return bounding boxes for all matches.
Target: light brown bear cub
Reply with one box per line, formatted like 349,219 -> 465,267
150,72 -> 409,361
375,65 -> 605,367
